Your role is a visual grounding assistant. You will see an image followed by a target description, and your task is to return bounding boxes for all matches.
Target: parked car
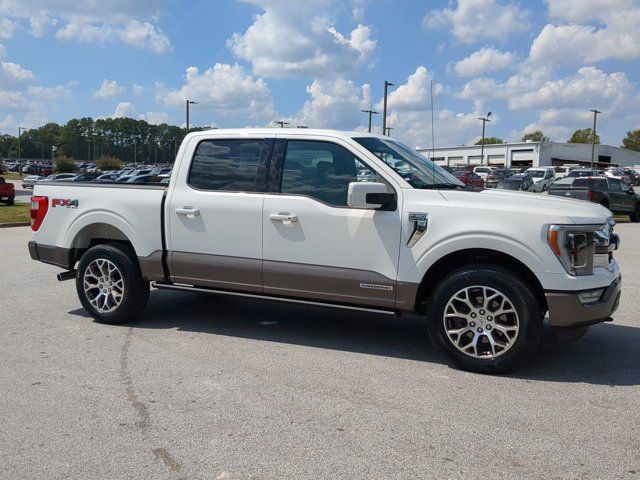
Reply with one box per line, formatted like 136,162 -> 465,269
496,173 -> 535,192
554,166 -> 573,179
0,176 -> 15,205
22,175 -> 46,189
452,170 -> 484,188
472,166 -> 497,181
549,176 -> 639,221
126,174 -> 159,184
94,173 -> 120,182
485,168 -> 516,188
39,173 -> 78,182
525,167 -> 556,192
622,168 -> 640,186
73,173 -> 101,182
28,128 -> 622,373
567,168 -> 599,178
604,168 -> 632,185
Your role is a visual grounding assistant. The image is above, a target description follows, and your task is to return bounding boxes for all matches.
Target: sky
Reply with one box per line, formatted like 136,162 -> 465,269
1,0 -> 640,148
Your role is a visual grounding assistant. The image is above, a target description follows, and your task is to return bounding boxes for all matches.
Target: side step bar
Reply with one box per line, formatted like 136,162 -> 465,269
151,282 -> 397,316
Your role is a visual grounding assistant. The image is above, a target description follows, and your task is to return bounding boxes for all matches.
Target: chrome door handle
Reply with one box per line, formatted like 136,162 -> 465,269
270,213 -> 298,225
175,207 -> 200,218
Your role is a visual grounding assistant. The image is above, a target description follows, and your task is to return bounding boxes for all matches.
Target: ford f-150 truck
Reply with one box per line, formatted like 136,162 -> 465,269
28,129 -> 622,373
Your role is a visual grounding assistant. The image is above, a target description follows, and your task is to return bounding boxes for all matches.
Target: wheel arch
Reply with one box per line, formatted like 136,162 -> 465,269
68,222 -> 136,267
413,248 -> 547,314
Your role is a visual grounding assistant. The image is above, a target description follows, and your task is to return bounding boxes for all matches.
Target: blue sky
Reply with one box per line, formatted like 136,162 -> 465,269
2,0 -> 640,148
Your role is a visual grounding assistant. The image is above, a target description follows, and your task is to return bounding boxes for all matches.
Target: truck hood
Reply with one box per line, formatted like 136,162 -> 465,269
436,188 -> 610,225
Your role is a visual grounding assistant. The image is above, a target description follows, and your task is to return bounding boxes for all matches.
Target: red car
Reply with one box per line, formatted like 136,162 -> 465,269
0,176 -> 15,205
452,170 -> 484,188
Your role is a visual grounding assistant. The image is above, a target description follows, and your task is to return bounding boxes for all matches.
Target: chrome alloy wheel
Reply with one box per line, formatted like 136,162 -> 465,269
83,258 -> 125,313
443,286 -> 520,359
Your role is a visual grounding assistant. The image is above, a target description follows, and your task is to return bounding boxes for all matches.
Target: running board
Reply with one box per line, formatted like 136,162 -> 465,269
151,282 -> 397,316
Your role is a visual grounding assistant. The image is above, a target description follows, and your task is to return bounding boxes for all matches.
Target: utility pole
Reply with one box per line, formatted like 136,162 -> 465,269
274,120 -> 290,128
361,109 -> 379,133
382,81 -> 394,136
186,99 -> 197,132
385,126 -> 394,136
18,126 -> 26,177
477,112 -> 492,164
41,136 -> 44,161
133,140 -> 137,165
590,109 -> 601,170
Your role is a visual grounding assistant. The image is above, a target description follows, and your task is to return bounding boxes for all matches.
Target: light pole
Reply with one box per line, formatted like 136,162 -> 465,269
590,109 -> 601,170
186,99 -> 198,132
274,120 -> 290,128
18,127 -> 27,177
385,126 -> 394,136
477,112 -> 492,164
382,81 -> 394,136
361,109 -> 379,133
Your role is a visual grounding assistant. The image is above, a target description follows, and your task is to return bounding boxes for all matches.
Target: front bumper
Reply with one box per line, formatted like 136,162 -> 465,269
545,275 -> 621,328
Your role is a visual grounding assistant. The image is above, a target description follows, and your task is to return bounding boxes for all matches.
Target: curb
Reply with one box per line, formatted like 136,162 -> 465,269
0,222 -> 31,228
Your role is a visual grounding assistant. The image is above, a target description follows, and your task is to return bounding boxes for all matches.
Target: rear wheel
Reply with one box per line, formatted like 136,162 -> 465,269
7,196 -> 14,206
426,265 -> 543,373
76,244 -> 149,324
630,203 -> 640,222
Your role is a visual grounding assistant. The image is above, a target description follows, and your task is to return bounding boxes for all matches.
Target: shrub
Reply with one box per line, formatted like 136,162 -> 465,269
97,156 -> 123,171
54,156 -> 77,173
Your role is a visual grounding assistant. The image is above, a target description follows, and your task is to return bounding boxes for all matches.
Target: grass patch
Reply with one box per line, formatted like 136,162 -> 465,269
0,204 -> 30,224
1,172 -> 24,180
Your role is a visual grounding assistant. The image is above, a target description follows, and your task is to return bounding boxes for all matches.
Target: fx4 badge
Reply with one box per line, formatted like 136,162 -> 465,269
52,198 -> 79,208
407,212 -> 428,247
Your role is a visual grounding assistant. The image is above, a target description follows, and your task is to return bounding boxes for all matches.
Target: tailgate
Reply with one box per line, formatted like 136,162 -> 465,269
548,187 -> 590,201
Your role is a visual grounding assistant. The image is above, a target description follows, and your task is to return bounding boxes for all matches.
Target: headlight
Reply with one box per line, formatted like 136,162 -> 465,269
547,225 -> 601,276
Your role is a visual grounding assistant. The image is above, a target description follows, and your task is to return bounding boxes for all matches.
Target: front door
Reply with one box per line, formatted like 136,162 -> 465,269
167,135 -> 274,292
262,137 -> 402,309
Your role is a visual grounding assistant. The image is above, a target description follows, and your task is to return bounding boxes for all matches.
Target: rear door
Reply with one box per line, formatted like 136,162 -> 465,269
167,134 -> 274,292
262,136 -> 403,309
608,178 -> 629,211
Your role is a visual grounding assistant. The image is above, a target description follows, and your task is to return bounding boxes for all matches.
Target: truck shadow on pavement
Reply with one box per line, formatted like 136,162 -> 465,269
71,289 -> 640,386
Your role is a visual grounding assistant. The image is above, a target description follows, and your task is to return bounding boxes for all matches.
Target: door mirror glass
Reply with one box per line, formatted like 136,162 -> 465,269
347,182 -> 394,210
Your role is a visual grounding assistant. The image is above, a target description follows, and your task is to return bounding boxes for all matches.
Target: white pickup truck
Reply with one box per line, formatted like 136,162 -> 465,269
28,129 -> 622,372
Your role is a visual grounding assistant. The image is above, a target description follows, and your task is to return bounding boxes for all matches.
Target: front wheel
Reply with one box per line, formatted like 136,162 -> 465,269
426,265 -> 543,373
76,244 -> 149,324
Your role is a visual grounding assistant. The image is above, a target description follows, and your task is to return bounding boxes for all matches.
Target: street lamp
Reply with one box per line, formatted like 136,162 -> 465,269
18,127 -> 27,177
382,81 -> 394,136
273,120 -> 290,128
361,109 -> 379,133
589,109 -> 601,170
186,99 -> 198,132
477,112 -> 492,164
385,126 -> 394,136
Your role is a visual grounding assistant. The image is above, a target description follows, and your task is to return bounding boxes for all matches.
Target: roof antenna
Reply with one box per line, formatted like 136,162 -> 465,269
430,78 -> 436,185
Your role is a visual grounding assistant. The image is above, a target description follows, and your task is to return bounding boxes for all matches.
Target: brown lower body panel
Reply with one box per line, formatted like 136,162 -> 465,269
545,275 -> 621,328
138,251 -> 165,281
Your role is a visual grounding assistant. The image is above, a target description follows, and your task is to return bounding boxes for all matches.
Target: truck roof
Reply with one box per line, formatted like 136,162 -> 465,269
183,128 -> 387,141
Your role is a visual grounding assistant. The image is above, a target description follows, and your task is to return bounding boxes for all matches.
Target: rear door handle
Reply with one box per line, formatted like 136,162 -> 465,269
270,213 -> 298,225
175,207 -> 200,218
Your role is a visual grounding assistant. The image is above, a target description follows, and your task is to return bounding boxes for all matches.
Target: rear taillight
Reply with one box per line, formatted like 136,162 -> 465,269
30,196 -> 48,231
588,190 -> 594,201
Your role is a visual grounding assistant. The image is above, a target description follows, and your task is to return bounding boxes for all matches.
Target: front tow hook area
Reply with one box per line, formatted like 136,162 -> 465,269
57,270 -> 77,282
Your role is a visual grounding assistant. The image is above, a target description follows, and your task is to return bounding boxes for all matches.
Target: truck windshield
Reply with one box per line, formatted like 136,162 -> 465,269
353,137 -> 465,189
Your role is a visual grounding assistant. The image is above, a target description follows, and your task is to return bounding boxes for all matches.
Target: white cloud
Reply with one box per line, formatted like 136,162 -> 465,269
132,84 -> 145,96
28,84 -> 70,100
0,17 -> 17,38
530,1 -> 640,66
227,0 -> 376,77
157,63 -> 275,121
0,1 -> 171,53
113,102 -> 136,118
375,66 -> 446,114
425,0 -> 529,44
454,47 -> 515,77
93,79 -> 126,99
1,61 -> 35,83
140,111 -> 169,125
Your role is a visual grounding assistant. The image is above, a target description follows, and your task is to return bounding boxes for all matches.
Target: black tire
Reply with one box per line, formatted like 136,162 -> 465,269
426,265 -> 543,374
75,244 -> 149,324
7,196 -> 14,206
630,203 -> 640,222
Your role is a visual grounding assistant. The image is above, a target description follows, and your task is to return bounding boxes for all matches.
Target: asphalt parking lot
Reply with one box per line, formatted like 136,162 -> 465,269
1,226 -> 639,479
5,178 -> 31,204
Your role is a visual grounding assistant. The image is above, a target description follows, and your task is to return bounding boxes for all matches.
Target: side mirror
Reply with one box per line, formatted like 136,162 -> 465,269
347,182 -> 395,210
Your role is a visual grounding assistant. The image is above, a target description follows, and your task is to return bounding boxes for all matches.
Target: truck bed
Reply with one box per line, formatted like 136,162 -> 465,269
548,186 -> 591,201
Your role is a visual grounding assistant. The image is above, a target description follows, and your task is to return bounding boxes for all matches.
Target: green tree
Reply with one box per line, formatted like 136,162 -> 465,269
97,156 -> 123,171
475,137 -> 504,145
54,156 -> 77,173
568,128 -> 600,144
521,130 -> 550,142
621,129 -> 640,151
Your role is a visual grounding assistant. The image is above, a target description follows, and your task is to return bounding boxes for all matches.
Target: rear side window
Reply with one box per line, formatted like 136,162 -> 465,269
610,179 -> 623,192
188,139 -> 266,192
280,140 -> 376,207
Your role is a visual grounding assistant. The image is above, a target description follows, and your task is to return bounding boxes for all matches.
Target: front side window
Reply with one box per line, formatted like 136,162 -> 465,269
280,140 -> 376,207
188,139 -> 265,192
610,179 -> 623,192
280,140 -> 377,207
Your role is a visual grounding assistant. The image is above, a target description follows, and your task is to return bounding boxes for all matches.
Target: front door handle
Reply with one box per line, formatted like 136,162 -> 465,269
175,207 -> 200,219
270,213 -> 298,225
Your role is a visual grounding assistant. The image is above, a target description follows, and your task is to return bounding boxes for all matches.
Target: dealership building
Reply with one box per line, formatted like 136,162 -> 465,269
417,141 -> 640,169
